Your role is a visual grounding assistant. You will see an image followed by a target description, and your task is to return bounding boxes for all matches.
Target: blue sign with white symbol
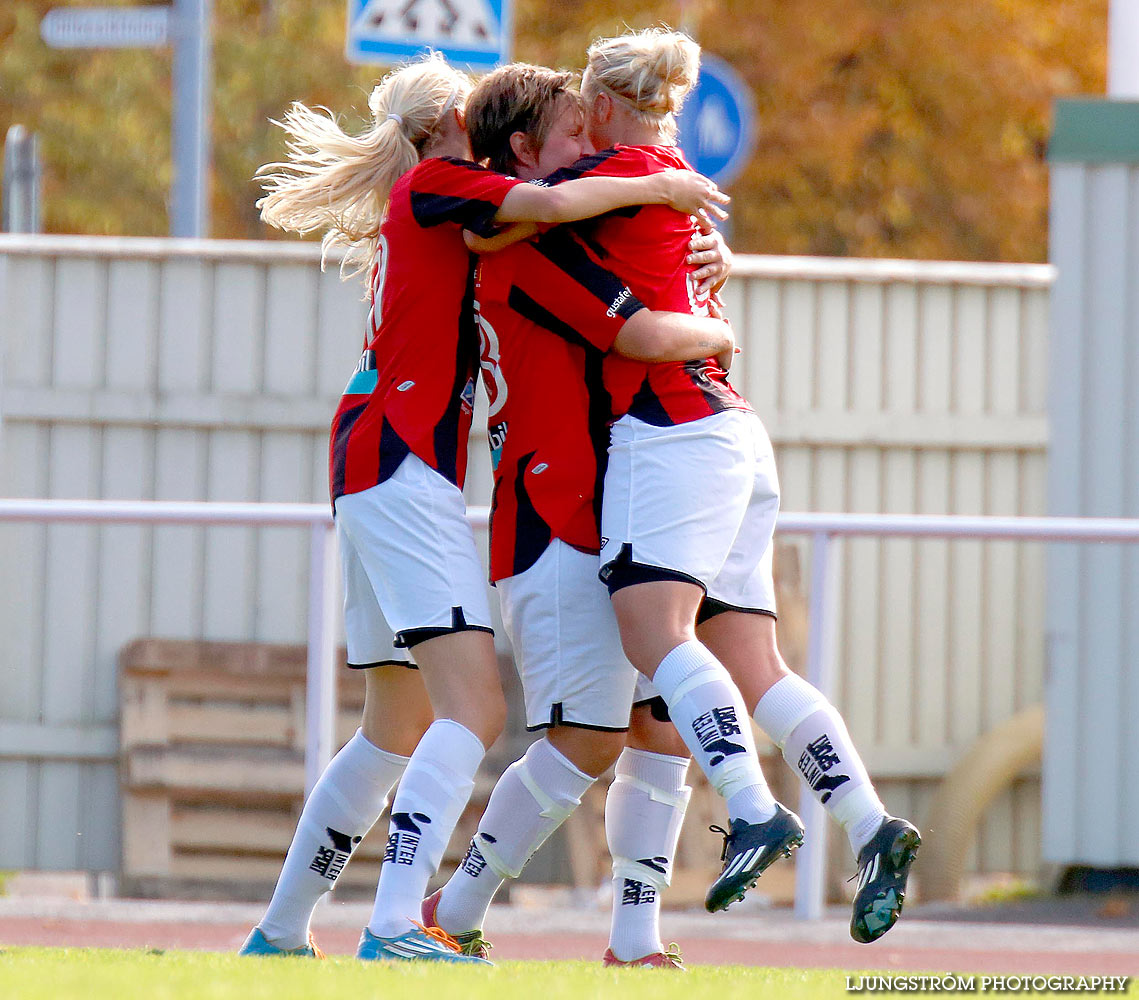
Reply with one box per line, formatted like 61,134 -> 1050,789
346,0 -> 511,70
676,53 -> 756,187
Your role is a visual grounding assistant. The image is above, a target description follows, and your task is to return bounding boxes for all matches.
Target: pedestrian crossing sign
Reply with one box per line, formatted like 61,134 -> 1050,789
346,0 -> 511,70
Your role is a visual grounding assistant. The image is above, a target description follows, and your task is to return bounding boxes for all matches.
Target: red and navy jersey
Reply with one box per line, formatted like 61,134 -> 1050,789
545,145 -> 750,426
329,156 -> 523,503
476,227 -> 645,582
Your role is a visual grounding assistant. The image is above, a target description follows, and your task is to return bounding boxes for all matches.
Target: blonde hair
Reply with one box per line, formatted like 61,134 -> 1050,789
256,52 -> 471,276
581,27 -> 700,139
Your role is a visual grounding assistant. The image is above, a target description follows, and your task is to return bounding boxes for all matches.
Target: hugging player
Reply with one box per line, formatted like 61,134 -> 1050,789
422,62 -> 737,968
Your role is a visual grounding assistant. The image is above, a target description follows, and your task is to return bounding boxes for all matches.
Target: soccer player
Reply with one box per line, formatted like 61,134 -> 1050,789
239,52 -> 731,963
420,63 -> 737,968
572,27 -> 921,942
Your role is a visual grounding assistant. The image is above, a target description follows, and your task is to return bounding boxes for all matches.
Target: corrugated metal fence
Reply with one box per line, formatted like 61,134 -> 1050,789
0,235 -> 1053,886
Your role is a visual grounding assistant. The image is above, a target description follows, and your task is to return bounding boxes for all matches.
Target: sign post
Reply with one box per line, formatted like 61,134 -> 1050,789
40,3 -> 211,238
676,53 -> 756,189
345,0 -> 512,70
170,0 -> 212,238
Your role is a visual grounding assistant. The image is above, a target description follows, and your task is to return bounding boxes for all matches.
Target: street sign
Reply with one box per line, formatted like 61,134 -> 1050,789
40,6 -> 170,49
676,53 -> 756,188
345,0 -> 511,70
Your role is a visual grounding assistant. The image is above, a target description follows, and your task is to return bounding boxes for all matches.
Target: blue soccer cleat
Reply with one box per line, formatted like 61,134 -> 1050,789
356,923 -> 492,965
705,804 -> 805,912
238,926 -> 324,958
850,816 -> 921,943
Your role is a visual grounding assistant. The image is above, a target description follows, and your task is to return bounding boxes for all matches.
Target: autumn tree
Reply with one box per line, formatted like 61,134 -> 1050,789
0,0 -> 1107,260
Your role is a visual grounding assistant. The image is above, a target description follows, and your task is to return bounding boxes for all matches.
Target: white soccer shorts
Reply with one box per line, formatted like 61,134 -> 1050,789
599,409 -> 779,616
334,453 -> 493,660
497,539 -> 639,731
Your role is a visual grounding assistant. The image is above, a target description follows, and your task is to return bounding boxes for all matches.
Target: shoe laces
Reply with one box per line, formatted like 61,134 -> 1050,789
307,935 -> 327,960
411,920 -> 462,954
458,929 -> 493,957
661,942 -> 685,967
709,824 -> 732,862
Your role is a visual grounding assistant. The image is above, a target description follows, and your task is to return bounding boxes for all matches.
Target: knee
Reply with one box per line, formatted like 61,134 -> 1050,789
361,712 -> 429,756
451,688 -> 507,751
548,727 -> 624,778
627,706 -> 689,758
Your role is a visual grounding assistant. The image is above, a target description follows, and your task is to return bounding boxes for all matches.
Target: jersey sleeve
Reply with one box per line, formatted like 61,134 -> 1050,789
506,228 -> 645,353
540,146 -> 658,185
409,156 -> 524,236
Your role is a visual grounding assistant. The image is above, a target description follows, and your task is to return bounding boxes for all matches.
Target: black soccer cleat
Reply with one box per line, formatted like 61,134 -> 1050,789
849,816 -> 921,943
704,804 -> 805,913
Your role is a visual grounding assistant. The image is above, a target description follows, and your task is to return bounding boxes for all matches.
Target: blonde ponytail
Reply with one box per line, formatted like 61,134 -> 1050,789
582,27 -> 700,139
256,52 -> 471,276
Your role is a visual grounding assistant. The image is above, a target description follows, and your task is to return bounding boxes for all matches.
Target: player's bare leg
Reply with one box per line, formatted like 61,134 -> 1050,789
610,580 -> 801,911
548,726 -> 626,779
699,610 -> 920,942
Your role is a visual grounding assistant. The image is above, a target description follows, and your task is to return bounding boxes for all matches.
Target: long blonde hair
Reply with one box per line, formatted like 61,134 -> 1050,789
256,52 -> 471,276
581,27 -> 700,141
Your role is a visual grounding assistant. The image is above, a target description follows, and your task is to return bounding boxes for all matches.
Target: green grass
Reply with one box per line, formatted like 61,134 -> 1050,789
3,948 -> 1132,999
0,948 -> 865,1000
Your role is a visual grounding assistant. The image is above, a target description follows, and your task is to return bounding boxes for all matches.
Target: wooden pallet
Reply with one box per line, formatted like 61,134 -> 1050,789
118,638 -> 492,899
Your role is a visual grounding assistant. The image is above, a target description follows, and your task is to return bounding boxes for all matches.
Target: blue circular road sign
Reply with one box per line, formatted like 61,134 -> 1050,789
676,53 -> 757,187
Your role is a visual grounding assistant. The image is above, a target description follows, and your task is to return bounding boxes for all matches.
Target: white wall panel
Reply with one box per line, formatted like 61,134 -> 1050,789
0,236 -> 1054,890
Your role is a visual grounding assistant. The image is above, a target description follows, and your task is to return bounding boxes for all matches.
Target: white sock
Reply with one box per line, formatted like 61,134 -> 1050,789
367,719 -> 486,938
259,729 -> 408,950
436,737 -> 594,935
651,640 -> 776,822
754,674 -> 888,855
606,748 -> 691,962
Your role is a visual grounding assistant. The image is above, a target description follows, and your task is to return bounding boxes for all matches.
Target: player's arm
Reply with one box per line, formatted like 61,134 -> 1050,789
464,222 -> 539,254
613,310 -> 735,365
494,168 -> 730,226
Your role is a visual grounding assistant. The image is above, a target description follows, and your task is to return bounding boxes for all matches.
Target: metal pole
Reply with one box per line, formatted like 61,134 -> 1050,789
305,522 -> 340,797
794,531 -> 842,920
171,0 -> 212,237
3,126 -> 42,233
1109,0 -> 1139,98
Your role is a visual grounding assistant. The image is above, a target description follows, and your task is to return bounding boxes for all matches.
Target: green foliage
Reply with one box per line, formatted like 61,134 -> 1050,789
0,0 -> 1106,259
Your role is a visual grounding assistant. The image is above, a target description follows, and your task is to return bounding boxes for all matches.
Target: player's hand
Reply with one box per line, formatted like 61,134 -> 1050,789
659,169 -> 730,223
463,221 -> 538,254
688,229 -> 734,296
707,297 -> 739,372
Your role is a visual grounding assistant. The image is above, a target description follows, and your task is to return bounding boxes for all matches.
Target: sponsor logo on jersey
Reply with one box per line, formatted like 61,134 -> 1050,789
606,287 -> 633,318
488,421 -> 508,471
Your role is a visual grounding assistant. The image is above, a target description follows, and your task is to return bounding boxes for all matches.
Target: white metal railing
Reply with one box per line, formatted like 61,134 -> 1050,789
0,499 -> 338,798
4,499 -> 1139,918
0,234 -> 1058,286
